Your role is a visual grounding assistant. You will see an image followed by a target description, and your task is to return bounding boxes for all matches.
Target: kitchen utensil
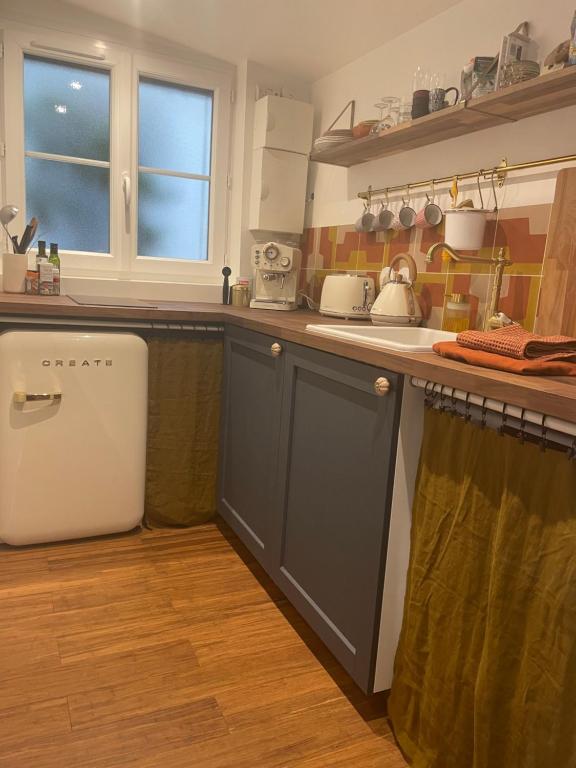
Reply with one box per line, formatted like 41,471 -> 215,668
18,217 -> 38,254
320,273 -> 375,319
370,253 -> 422,326
449,177 -> 459,207
429,86 -> 459,112
355,202 -> 376,232
222,266 -> 232,304
0,205 -> 19,253
415,194 -> 443,229
444,208 -> 488,250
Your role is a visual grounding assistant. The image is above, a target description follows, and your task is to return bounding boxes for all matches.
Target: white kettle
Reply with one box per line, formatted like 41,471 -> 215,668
370,253 -> 422,326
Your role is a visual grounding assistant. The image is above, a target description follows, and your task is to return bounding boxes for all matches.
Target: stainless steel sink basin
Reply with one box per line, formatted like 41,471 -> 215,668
305,324 -> 457,352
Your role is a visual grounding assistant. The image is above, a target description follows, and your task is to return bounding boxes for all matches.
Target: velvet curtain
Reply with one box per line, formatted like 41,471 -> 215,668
145,334 -> 223,527
389,408 -> 576,768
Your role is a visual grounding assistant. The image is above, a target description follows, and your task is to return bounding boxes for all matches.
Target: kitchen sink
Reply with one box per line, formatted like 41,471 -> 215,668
305,324 -> 457,352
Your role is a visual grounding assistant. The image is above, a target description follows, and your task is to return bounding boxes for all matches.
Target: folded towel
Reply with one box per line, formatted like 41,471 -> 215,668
433,341 -> 576,376
456,323 -> 576,361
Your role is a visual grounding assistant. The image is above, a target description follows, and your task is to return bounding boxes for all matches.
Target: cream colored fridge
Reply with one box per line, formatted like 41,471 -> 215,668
0,331 -> 148,545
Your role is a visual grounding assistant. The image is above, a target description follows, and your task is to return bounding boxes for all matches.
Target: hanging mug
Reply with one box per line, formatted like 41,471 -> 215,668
355,201 -> 376,232
392,197 -> 416,230
372,201 -> 395,232
415,193 -> 443,229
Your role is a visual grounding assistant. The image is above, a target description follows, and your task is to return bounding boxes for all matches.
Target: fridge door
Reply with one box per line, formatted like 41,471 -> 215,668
0,331 -> 148,545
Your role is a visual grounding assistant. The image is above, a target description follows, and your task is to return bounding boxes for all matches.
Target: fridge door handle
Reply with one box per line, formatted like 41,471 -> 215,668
14,391 -> 62,404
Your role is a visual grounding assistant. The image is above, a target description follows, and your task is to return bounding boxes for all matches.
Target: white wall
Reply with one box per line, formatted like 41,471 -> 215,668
307,0 -> 576,227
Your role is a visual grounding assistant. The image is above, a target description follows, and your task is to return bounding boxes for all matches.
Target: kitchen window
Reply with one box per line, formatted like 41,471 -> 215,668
2,27 -> 233,283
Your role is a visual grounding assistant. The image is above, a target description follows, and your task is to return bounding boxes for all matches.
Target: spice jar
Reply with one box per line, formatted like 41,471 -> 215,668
443,293 -> 471,333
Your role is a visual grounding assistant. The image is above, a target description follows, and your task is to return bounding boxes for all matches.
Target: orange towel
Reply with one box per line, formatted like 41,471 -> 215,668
433,341 -> 576,376
457,323 -> 576,361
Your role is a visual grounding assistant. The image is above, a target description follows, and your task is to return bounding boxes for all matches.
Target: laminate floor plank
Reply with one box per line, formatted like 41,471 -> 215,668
0,522 -> 406,767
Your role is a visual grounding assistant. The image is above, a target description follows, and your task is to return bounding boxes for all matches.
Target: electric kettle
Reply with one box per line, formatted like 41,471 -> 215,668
370,253 -> 423,326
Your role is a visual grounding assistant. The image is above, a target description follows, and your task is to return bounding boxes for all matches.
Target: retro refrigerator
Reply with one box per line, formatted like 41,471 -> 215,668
0,331 -> 148,545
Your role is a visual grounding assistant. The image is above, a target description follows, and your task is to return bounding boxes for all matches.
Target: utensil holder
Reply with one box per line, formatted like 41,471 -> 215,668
2,252 -> 28,293
444,209 -> 488,250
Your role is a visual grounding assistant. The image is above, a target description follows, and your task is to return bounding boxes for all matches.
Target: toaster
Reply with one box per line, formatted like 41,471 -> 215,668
319,273 -> 375,319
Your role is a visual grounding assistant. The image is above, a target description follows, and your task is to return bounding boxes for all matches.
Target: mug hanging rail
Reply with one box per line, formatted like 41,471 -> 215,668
357,153 -> 576,202
410,377 -> 576,456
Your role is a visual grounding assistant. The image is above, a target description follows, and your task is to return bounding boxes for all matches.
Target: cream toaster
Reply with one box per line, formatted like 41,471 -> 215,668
319,273 -> 375,319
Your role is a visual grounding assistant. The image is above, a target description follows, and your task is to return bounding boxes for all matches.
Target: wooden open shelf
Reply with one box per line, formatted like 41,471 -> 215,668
310,66 -> 576,168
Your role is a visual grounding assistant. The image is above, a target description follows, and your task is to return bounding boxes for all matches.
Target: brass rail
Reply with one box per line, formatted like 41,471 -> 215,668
357,154 -> 576,201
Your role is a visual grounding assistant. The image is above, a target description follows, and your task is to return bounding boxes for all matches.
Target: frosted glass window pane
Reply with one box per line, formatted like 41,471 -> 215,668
25,157 -> 110,253
138,174 -> 208,260
139,77 -> 212,175
24,55 -> 110,161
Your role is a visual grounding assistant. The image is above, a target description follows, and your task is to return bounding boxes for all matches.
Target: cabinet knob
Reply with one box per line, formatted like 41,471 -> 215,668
271,342 -> 283,357
374,377 -> 390,396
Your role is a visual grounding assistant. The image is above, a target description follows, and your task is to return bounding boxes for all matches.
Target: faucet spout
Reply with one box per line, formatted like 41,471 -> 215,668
426,242 -> 512,331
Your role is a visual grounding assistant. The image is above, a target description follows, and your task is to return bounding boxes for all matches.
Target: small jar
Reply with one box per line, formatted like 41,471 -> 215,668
231,280 -> 251,307
443,293 -> 471,333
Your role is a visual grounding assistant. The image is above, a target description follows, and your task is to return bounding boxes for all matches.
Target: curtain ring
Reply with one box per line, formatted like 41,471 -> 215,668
540,413 -> 548,452
476,171 -> 485,209
464,391 -> 472,422
424,380 -> 436,408
518,407 -> 527,443
480,396 -> 488,429
498,401 -> 509,435
438,384 -> 447,412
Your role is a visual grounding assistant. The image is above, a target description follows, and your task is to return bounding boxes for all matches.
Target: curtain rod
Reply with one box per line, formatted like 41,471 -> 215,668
410,377 -> 576,441
358,154 -> 576,200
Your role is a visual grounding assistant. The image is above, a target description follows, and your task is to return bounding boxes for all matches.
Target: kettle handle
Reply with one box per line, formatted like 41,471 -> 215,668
389,252 -> 418,284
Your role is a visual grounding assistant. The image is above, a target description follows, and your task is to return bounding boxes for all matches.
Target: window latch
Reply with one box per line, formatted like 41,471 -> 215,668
122,173 -> 132,208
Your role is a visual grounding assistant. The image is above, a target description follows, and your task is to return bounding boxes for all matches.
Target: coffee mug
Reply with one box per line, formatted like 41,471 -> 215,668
411,89 -> 430,119
392,202 -> 416,230
429,86 -> 459,112
372,203 -> 395,232
415,197 -> 443,229
355,204 -> 376,233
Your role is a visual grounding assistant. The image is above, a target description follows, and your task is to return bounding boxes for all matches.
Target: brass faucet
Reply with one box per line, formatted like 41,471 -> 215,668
425,243 -> 512,331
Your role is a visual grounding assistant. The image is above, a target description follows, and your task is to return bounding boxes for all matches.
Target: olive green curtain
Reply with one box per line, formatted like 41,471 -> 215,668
389,408 -> 576,768
145,335 -> 223,527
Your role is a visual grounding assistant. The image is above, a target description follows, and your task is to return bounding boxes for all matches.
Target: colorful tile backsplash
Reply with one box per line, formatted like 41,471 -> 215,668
300,204 -> 551,331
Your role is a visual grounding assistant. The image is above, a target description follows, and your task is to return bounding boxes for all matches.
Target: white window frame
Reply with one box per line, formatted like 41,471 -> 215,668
1,24 -> 232,283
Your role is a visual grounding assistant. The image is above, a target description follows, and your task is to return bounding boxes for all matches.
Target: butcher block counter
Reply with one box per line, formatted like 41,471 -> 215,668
0,293 -> 574,423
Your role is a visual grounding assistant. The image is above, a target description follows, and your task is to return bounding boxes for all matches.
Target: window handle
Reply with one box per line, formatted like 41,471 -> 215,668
122,173 -> 132,207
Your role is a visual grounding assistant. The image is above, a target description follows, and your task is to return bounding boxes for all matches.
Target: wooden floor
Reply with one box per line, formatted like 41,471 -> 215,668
0,521 -> 407,767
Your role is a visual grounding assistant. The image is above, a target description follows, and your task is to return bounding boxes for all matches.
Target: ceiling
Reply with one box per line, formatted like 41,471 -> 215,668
62,0 -> 463,82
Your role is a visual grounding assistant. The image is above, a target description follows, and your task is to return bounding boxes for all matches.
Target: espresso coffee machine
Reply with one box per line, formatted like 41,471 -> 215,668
250,242 -> 301,311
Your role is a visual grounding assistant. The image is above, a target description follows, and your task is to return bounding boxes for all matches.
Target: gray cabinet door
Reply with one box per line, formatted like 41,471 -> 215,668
272,343 -> 402,693
218,326 -> 284,568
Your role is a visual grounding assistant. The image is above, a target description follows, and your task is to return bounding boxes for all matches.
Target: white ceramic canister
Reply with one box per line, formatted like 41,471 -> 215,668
2,252 -> 28,293
443,209 -> 488,250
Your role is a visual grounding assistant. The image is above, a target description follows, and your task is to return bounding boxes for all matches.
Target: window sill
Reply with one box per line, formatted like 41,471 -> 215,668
1,275 -> 222,303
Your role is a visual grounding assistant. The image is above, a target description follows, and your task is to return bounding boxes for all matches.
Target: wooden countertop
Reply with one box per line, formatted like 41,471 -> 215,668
1,293 -> 575,423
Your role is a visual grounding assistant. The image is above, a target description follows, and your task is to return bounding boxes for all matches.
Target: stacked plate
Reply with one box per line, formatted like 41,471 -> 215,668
313,128 -> 354,152
502,59 -> 540,86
